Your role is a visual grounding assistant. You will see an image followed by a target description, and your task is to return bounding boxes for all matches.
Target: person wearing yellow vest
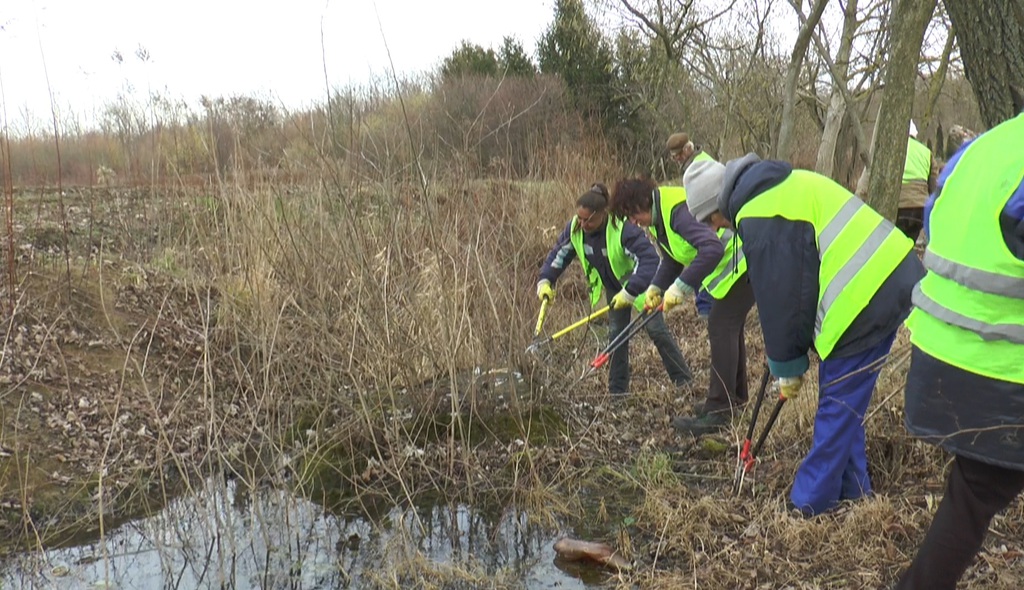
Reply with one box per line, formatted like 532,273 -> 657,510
687,153 -> 924,516
897,120 -> 937,243
537,184 -> 693,396
666,132 -> 715,182
660,157 -> 758,436
607,177 -> 725,412
895,110 -> 1024,590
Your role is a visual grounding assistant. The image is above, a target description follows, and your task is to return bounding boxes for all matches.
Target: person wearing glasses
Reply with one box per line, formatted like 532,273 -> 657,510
537,183 -> 693,397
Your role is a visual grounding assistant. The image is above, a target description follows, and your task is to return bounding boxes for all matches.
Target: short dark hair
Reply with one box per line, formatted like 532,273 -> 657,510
576,183 -> 610,212
610,177 -> 657,218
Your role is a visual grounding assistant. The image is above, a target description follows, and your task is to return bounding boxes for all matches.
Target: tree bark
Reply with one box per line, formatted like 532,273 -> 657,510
777,0 -> 830,160
815,0 -> 859,177
944,0 -> 1024,128
855,112 -> 881,197
864,0 -> 937,221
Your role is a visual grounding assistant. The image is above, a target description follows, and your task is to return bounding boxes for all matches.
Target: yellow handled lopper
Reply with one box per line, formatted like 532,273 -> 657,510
527,305 -> 610,354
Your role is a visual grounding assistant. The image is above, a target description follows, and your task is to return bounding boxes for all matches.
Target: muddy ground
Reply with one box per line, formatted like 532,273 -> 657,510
0,187 -> 240,547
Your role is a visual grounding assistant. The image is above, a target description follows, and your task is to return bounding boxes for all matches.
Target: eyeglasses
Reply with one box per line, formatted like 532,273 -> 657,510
578,209 -> 604,226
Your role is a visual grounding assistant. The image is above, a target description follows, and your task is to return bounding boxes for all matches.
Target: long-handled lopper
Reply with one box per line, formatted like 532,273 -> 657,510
730,356 -> 896,495
733,365 -> 794,495
526,305 -> 610,354
579,303 -> 664,381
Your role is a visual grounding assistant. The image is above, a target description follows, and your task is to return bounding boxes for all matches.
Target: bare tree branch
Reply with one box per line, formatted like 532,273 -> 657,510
788,0 -> 873,168
776,0 -> 829,160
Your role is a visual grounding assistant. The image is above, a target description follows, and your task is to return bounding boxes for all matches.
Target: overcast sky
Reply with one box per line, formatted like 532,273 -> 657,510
0,0 -> 554,130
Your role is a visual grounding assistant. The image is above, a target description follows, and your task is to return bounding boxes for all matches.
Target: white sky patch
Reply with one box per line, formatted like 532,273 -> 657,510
0,0 -> 554,130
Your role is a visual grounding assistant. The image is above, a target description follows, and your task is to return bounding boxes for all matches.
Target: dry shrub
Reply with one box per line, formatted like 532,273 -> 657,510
428,75 -> 575,177
192,176 -> 614,396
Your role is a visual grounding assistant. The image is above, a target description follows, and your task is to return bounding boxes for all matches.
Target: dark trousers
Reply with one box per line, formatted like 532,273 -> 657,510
896,455 -> 1024,590
608,307 -> 691,394
896,207 -> 924,243
704,280 -> 755,415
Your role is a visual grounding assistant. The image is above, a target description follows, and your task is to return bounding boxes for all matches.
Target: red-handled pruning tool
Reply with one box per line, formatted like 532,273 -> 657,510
579,304 -> 664,381
733,365 -> 788,495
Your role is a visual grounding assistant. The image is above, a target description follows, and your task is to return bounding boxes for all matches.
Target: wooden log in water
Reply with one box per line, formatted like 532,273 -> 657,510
552,537 -> 632,572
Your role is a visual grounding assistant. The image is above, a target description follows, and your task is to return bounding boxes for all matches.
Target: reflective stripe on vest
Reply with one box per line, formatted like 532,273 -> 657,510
702,228 -> 748,299
913,283 -> 1024,343
815,198 -> 902,337
570,216 -> 646,311
902,137 -> 931,183
651,186 -> 699,266
906,112 -> 1024,384
923,250 -> 1024,299
735,170 -> 913,359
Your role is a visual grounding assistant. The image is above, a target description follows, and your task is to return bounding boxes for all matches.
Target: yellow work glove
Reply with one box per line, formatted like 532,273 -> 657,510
537,280 -> 555,303
778,375 -> 804,400
664,279 -> 694,312
610,289 -> 636,310
643,285 -> 663,312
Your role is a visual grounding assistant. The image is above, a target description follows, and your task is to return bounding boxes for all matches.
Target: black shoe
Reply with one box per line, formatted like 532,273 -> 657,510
670,412 -> 728,436
696,400 -> 746,417
785,500 -> 816,518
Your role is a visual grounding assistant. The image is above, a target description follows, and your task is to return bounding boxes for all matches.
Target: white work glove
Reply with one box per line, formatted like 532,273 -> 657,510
610,290 -> 636,310
778,375 -> 805,400
664,279 -> 695,312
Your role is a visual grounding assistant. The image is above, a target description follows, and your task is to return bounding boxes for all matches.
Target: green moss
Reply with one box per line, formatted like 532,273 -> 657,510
293,440 -> 357,505
409,404 -> 567,447
631,450 -> 678,487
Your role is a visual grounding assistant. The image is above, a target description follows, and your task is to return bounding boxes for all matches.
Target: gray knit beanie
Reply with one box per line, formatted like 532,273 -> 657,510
683,158 -> 726,223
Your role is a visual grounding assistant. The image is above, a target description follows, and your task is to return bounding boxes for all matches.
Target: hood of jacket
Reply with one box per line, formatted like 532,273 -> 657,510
718,153 -> 793,223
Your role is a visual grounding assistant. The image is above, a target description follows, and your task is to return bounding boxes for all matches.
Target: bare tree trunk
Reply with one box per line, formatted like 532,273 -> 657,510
817,95 -> 846,178
777,0 -> 830,160
815,0 -> 859,177
944,0 -> 1024,128
864,0 -> 937,221
855,114 -> 881,197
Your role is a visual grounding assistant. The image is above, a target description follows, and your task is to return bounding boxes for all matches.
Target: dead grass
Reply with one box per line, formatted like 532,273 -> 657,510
1,176 -> 1022,589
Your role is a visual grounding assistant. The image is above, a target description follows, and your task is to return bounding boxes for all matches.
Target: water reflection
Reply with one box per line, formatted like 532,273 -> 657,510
0,477 -> 600,589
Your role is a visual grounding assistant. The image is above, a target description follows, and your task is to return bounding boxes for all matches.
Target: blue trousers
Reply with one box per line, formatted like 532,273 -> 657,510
790,330 -> 897,516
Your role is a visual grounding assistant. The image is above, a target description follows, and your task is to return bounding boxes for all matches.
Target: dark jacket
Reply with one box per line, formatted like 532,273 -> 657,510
905,134 -> 1024,471
539,217 -> 658,297
719,154 -> 924,378
650,189 -> 724,291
